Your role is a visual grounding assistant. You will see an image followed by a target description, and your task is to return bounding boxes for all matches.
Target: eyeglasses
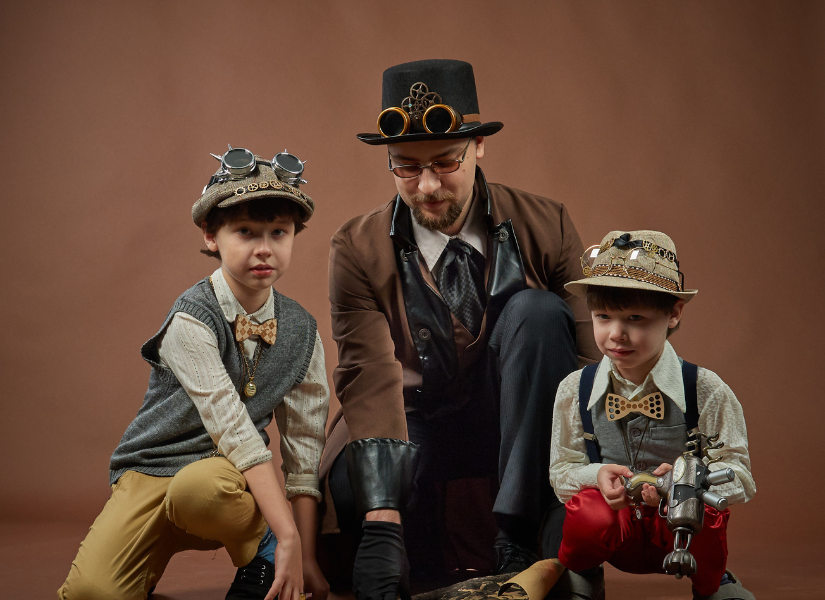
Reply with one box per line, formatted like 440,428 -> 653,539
204,145 -> 307,192
387,140 -> 472,179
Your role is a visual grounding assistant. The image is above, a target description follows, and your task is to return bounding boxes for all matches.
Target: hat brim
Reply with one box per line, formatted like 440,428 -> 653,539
193,188 -> 314,226
215,189 -> 313,218
565,275 -> 698,302
356,121 -> 503,145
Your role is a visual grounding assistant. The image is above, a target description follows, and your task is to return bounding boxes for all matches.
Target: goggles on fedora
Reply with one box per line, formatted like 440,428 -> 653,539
204,145 -> 308,192
581,234 -> 685,292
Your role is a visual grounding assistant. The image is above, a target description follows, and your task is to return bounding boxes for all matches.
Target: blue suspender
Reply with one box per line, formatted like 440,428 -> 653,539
681,360 -> 699,434
577,360 -> 700,464
578,364 -> 601,464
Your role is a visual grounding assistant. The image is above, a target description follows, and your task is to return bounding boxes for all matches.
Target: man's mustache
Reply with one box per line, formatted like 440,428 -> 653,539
411,191 -> 456,204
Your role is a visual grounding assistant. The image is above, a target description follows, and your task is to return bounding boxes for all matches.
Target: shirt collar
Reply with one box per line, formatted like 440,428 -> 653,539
587,341 -> 685,412
410,193 -> 488,272
210,267 -> 274,324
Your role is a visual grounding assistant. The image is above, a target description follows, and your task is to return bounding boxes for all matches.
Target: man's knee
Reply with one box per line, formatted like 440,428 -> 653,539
501,289 -> 573,332
493,290 -> 575,353
165,458 -> 245,527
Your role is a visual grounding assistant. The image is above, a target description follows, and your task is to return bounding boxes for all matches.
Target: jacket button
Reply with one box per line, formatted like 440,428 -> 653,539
635,461 -> 647,471
418,328 -> 431,341
498,229 -> 509,242
630,428 -> 642,438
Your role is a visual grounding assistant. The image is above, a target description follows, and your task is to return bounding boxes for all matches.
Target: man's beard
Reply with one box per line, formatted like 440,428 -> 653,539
410,190 -> 464,231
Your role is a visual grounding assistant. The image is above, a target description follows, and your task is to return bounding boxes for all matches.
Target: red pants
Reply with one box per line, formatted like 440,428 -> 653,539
558,488 -> 729,596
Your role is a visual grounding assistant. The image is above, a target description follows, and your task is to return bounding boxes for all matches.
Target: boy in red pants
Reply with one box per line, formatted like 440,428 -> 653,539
549,230 -> 755,600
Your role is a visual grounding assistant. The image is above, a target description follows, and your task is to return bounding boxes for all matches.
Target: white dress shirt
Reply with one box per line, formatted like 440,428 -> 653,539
549,341 -> 755,505
410,195 -> 487,273
157,268 -> 329,500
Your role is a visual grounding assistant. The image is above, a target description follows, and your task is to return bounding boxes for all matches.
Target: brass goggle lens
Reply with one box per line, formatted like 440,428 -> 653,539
377,107 -> 411,138
423,104 -> 462,134
581,245 -> 601,276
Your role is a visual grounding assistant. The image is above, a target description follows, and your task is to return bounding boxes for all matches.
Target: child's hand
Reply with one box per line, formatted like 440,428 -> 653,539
268,535 -> 303,600
597,464 -> 633,510
302,556 -> 330,600
640,463 -> 673,507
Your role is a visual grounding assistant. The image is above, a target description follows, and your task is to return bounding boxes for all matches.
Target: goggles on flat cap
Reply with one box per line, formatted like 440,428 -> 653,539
203,145 -> 308,193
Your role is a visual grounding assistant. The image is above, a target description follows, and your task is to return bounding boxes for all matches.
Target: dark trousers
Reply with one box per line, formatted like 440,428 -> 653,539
327,289 -> 579,576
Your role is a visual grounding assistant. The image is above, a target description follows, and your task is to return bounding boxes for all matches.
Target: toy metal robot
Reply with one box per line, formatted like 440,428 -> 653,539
624,432 -> 736,579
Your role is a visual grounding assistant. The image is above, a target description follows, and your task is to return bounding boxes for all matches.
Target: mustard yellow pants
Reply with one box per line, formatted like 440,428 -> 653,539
58,457 -> 267,600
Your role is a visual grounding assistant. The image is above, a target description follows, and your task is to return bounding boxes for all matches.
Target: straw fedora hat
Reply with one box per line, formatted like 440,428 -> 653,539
565,230 -> 698,302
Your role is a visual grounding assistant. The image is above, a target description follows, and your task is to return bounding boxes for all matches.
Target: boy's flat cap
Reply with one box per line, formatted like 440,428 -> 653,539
192,158 -> 314,226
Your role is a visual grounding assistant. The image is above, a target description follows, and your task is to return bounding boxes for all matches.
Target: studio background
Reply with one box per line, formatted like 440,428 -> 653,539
1,1 -> 822,598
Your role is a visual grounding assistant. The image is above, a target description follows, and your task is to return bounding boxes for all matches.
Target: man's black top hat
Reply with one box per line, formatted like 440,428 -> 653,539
357,59 -> 504,145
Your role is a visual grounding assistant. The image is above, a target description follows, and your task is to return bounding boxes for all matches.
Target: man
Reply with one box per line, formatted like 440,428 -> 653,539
319,59 -> 600,600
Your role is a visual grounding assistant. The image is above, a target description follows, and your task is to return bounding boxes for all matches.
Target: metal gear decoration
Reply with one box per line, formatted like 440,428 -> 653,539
401,82 -> 442,122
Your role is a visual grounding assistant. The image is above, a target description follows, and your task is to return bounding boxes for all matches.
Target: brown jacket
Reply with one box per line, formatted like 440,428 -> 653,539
327,168 -> 600,446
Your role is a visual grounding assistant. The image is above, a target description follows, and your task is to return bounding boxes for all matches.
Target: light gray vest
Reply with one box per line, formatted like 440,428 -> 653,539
592,383 -> 688,472
109,278 -> 316,484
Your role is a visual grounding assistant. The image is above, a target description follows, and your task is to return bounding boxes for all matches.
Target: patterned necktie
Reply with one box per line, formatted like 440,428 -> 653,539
235,314 -> 278,345
436,238 -> 486,337
605,392 -> 665,421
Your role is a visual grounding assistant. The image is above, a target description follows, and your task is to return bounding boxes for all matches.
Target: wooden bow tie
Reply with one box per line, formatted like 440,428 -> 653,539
605,392 -> 665,421
235,314 -> 278,345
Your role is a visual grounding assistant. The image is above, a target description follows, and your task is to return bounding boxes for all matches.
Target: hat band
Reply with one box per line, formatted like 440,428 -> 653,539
232,179 -> 310,202
588,264 -> 682,292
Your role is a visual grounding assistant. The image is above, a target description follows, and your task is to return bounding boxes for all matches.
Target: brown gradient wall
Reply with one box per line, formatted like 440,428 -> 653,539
0,0 -> 822,550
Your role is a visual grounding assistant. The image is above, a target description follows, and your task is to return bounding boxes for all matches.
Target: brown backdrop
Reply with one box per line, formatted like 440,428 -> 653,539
1,0 -> 822,588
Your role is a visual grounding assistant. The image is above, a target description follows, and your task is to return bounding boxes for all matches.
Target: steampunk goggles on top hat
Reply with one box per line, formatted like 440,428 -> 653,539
204,145 -> 308,192
377,82 -> 481,138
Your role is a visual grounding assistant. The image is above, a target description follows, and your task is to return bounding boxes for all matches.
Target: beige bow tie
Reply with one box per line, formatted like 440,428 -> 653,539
235,314 -> 278,345
605,392 -> 664,421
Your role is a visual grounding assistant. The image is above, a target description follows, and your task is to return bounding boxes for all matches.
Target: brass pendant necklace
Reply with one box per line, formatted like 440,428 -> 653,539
621,415 -> 651,520
207,276 -> 265,398
239,339 -> 263,397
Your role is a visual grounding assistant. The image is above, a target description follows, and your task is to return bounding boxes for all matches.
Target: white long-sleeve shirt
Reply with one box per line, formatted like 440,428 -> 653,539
549,341 -> 755,505
157,267 -> 329,500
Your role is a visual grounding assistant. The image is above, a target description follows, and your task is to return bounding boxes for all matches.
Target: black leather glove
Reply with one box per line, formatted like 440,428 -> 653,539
352,521 -> 410,600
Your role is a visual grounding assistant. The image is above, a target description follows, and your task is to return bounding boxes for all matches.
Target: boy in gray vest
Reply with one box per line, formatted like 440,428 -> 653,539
59,147 -> 330,600
548,231 -> 755,600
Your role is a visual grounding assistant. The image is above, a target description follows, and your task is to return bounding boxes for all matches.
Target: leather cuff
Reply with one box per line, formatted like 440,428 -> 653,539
346,438 -> 420,517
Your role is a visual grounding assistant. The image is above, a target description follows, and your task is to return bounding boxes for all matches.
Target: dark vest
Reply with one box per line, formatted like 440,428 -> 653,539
109,278 -> 316,484
390,169 -> 528,418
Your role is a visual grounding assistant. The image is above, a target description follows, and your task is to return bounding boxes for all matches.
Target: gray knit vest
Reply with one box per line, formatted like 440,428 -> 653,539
592,383 -> 688,472
109,278 -> 316,484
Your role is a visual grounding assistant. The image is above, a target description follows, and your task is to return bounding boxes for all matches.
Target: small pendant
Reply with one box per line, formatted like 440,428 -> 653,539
635,507 -> 643,520
244,381 -> 257,397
